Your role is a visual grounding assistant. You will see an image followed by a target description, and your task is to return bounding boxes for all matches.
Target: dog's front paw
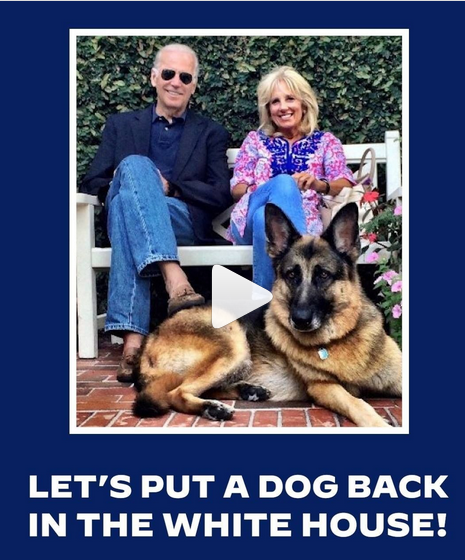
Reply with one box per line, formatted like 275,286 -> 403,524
202,401 -> 235,421
238,383 -> 271,402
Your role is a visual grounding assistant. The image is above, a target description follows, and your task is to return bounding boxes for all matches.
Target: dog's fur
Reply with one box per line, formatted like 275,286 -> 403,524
133,203 -> 402,427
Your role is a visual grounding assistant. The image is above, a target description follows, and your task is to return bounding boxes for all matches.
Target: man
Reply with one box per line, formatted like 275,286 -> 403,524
80,43 -> 231,381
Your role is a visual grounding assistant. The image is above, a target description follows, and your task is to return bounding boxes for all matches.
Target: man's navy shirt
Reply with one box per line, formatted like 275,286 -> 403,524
149,106 -> 186,181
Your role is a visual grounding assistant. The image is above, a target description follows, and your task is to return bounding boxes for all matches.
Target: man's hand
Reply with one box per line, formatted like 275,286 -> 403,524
158,171 -> 170,195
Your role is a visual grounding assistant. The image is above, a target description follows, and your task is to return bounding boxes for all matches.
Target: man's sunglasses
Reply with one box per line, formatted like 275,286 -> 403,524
160,69 -> 193,85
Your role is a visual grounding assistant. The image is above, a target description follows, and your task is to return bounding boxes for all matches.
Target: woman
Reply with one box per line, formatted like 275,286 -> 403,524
227,66 -> 355,291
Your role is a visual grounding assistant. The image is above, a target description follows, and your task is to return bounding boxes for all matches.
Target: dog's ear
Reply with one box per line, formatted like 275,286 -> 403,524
322,202 -> 360,261
265,203 -> 302,259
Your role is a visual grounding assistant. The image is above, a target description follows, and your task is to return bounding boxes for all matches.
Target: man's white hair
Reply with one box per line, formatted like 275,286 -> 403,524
152,44 -> 199,82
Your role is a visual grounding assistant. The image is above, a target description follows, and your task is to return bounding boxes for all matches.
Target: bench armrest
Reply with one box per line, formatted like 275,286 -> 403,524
385,130 -> 402,200
76,193 -> 101,206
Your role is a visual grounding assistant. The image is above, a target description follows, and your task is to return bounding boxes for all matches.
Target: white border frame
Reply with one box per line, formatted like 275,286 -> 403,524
70,28 -> 408,435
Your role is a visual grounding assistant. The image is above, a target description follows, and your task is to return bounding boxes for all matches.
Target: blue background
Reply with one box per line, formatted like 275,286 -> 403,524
2,1 -> 463,558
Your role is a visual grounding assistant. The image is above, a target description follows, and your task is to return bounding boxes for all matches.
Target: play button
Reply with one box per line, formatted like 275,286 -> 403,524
212,265 -> 273,328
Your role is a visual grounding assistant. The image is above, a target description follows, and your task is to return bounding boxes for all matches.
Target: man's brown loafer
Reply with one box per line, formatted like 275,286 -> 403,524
116,349 -> 140,383
167,287 -> 205,317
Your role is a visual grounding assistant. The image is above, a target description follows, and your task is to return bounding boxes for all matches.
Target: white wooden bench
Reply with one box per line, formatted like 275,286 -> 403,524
76,130 -> 402,358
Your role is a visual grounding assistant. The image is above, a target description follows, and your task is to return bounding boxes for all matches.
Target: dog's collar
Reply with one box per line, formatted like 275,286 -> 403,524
318,347 -> 329,360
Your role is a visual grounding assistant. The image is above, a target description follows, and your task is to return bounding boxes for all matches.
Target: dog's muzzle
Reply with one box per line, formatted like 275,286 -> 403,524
290,308 -> 322,332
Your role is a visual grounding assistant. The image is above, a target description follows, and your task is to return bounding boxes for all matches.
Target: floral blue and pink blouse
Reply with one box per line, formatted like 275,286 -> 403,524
227,129 -> 355,241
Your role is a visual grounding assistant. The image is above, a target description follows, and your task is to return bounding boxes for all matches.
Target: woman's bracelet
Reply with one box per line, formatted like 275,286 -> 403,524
320,179 -> 331,195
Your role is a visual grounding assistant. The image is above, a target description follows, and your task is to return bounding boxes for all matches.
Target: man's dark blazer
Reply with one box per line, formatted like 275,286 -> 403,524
80,105 -> 232,243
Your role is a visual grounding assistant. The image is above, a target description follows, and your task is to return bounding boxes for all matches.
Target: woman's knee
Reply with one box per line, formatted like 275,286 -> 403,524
269,173 -> 299,194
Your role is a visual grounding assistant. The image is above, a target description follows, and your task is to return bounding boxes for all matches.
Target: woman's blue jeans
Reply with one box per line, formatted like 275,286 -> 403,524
230,175 -> 306,291
105,155 -> 197,335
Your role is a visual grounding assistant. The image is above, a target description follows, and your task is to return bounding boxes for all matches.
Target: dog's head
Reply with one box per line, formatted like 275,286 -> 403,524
265,203 -> 362,334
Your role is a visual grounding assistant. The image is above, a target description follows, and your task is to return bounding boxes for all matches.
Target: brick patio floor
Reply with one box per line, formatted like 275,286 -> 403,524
76,336 -> 402,429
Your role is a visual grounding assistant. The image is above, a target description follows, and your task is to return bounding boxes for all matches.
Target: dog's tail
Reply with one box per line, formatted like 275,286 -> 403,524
133,373 -> 181,417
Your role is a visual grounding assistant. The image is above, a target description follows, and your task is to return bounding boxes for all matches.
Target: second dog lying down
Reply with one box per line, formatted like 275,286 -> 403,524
132,203 -> 402,428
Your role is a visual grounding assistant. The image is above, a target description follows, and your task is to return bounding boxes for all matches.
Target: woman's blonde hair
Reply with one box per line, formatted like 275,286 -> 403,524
257,66 -> 319,137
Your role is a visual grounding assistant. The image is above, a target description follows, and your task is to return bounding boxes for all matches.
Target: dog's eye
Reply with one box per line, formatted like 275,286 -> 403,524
316,268 -> 331,281
285,268 -> 300,283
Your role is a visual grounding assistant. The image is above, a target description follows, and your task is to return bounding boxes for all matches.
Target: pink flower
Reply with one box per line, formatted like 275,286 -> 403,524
391,281 -> 402,293
375,270 -> 399,285
367,233 -> 377,243
366,252 -> 379,263
392,304 -> 402,319
394,205 -> 402,216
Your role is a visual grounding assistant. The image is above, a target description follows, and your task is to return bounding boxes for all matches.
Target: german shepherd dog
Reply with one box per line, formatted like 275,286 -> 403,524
133,203 -> 402,428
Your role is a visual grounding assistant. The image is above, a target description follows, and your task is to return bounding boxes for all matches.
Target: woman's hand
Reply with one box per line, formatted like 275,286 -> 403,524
292,172 -> 326,193
231,182 -> 253,202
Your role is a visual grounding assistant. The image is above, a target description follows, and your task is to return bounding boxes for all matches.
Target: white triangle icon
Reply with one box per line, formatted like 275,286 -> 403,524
212,265 -> 273,328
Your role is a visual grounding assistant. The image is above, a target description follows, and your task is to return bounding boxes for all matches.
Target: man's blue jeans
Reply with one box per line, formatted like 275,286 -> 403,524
230,175 -> 306,291
105,155 -> 197,335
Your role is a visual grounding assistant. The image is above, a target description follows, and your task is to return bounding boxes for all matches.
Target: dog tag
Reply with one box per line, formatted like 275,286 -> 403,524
318,348 -> 329,360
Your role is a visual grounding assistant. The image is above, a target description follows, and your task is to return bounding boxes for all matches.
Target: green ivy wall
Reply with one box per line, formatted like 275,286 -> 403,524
77,35 -> 402,184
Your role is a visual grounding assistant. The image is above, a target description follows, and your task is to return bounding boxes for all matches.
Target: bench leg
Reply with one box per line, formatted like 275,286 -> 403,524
76,203 -> 99,358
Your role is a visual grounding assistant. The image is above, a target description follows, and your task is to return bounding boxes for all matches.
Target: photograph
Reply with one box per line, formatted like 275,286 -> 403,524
73,30 -> 405,433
